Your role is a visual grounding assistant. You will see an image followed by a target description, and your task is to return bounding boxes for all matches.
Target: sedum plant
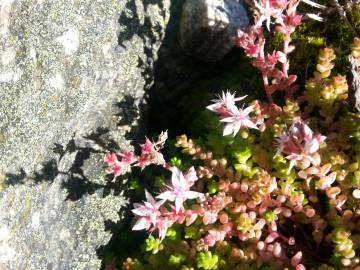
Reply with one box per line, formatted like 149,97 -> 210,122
104,1 -> 360,269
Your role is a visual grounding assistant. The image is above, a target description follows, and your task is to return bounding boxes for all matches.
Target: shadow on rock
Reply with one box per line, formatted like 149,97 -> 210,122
4,127 -> 129,201
118,0 -> 166,46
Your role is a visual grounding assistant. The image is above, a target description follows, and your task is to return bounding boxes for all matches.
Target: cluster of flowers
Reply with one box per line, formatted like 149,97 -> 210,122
104,131 -> 168,178
234,0 -> 303,102
131,166 -> 205,240
119,81 -> 359,269
103,0 -> 360,269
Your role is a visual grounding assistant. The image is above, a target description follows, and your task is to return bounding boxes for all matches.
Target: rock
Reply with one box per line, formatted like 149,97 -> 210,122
347,55 -> 360,112
0,0 -> 171,269
179,0 -> 249,62
0,176 -> 126,270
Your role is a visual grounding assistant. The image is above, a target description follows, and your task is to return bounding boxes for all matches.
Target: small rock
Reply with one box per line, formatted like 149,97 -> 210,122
180,0 -> 249,62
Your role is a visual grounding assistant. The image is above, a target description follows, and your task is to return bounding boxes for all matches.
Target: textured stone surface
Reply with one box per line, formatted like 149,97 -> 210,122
0,0 -> 171,269
348,55 -> 360,112
179,0 -> 249,62
0,176 -> 125,270
0,0 -> 170,176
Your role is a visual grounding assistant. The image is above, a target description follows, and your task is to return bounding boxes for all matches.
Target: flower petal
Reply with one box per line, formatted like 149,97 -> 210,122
145,189 -> 156,205
243,118 -> 259,130
223,123 -> 234,136
132,217 -> 151,231
185,190 -> 205,200
175,197 -> 184,213
157,191 -> 176,202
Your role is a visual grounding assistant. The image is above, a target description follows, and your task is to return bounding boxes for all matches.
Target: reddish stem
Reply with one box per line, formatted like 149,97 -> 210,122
262,73 -> 274,103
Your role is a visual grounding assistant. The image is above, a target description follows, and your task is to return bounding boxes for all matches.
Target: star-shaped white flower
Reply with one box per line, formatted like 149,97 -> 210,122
157,167 -> 205,213
220,105 -> 258,136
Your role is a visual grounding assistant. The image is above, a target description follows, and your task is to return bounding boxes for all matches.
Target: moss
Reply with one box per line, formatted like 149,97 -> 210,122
288,23 -> 326,83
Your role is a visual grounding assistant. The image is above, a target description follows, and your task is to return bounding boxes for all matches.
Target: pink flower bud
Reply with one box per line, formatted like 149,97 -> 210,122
288,236 -> 295,245
230,182 -> 240,191
247,200 -> 257,209
267,244 -> 274,252
249,211 -> 257,221
282,208 -> 292,217
291,251 -> 302,266
296,264 -> 306,270
293,205 -> 303,212
305,208 -> 315,218
273,242 -> 282,257
265,232 -> 279,243
276,195 -> 286,203
254,219 -> 266,230
238,232 -> 248,241
219,213 -> 229,224
241,182 -> 249,192
257,241 -> 265,250
271,220 -> 278,231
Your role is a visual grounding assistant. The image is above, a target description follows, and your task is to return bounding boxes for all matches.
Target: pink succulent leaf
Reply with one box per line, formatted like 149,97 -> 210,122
135,155 -> 149,169
203,211 -> 218,225
317,172 -> 337,190
277,51 -> 287,63
304,138 -> 319,154
204,229 -> 227,247
235,27 -> 264,58
287,0 -> 301,15
185,211 -> 198,226
319,163 -> 331,175
314,134 -> 326,144
291,251 -> 303,267
275,133 -> 289,157
301,122 -> 313,140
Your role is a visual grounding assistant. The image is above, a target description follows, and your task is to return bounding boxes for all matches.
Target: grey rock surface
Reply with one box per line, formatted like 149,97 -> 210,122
348,55 -> 360,112
0,0 -> 171,269
0,176 -> 125,270
180,0 -> 249,62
